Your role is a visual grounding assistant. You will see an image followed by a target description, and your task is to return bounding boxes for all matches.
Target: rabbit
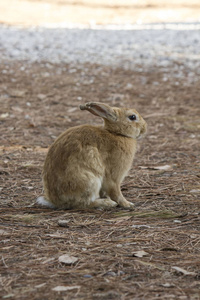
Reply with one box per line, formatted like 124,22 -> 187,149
37,102 -> 147,209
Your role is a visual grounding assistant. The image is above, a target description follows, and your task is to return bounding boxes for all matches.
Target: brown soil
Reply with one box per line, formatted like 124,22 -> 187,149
1,61 -> 200,299
0,1 -> 200,299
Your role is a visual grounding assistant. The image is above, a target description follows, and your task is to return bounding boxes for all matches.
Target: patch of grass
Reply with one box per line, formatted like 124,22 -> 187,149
114,209 -> 180,219
3,214 -> 41,224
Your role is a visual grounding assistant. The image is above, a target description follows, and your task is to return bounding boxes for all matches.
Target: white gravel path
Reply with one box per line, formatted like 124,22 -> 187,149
0,23 -> 200,74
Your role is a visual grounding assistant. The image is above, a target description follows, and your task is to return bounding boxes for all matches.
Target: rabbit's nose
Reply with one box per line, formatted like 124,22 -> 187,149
80,104 -> 87,110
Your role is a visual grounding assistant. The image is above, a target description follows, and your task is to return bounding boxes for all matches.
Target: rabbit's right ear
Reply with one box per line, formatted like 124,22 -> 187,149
80,102 -> 117,121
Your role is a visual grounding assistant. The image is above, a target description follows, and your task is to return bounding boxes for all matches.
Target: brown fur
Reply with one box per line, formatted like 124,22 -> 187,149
38,102 -> 147,209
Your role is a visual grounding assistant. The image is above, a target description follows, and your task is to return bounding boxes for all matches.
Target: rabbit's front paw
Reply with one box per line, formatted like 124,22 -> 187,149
119,199 -> 134,210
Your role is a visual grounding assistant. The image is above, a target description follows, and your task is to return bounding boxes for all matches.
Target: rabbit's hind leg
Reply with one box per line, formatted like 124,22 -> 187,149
36,196 -> 57,208
85,175 -> 117,209
89,197 -> 117,209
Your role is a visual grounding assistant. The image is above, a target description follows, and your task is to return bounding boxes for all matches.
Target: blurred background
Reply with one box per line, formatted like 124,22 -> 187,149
0,0 -> 200,27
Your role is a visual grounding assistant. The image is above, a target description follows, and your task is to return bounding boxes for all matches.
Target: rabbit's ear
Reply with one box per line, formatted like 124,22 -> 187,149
80,102 -> 117,121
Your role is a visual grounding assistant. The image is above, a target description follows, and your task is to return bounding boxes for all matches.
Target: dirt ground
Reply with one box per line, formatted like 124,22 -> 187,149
1,61 -> 200,299
0,1 -> 200,300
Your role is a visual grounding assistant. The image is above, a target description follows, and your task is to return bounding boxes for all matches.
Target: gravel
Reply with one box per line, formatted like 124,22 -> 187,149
0,23 -> 200,75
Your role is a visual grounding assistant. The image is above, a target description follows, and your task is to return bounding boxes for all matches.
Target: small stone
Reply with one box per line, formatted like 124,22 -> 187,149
58,254 -> 78,265
58,220 -> 70,227
83,274 -> 93,278
104,271 -> 116,277
125,83 -> 133,90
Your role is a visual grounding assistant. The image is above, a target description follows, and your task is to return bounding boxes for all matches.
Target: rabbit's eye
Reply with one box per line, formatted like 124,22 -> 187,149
128,115 -> 136,121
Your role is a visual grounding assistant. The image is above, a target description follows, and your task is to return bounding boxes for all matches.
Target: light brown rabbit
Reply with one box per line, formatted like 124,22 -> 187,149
37,102 -> 147,209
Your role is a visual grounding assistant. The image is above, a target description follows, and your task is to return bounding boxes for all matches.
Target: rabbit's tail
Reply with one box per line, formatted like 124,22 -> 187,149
36,196 -> 56,208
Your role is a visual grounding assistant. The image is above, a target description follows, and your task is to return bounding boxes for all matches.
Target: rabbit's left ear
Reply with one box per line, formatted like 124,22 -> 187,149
80,102 -> 117,121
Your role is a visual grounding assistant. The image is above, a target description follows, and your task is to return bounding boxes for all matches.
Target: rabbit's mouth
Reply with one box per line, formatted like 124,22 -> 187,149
137,123 -> 147,140
137,134 -> 144,140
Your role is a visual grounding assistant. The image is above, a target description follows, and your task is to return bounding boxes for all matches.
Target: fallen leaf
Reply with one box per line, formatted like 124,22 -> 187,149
161,283 -> 175,288
9,89 -> 26,97
11,106 -> 23,112
103,271 -> 117,277
27,122 -> 35,128
0,113 -> 9,118
105,216 -> 131,223
68,107 -> 77,113
132,224 -> 151,229
132,250 -> 149,257
52,285 -> 80,292
0,229 -> 9,235
2,293 -> 15,298
136,260 -> 165,271
190,189 -> 200,194
139,165 -> 172,171
42,258 -> 55,264
173,220 -> 181,223
37,94 -> 47,100
47,234 -> 67,239
58,219 -> 70,227
190,234 -> 199,239
35,283 -> 46,289
2,246 -> 14,250
93,291 -> 120,299
58,254 -> 78,265
153,165 -> 172,171
172,266 -> 197,276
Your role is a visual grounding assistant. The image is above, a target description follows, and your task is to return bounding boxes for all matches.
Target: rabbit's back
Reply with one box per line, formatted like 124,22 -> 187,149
44,125 -> 105,172
44,124 -> 136,172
